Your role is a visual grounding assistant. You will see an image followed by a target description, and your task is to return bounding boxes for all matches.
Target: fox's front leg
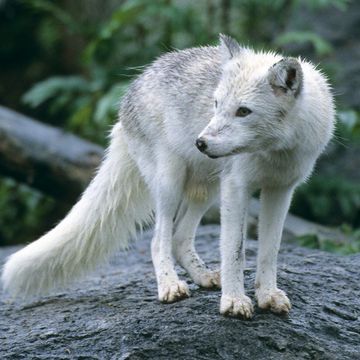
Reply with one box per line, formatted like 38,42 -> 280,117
255,186 -> 294,314
220,175 -> 253,319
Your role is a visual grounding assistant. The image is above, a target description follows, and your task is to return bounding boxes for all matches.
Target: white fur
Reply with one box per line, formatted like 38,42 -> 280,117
2,36 -> 335,319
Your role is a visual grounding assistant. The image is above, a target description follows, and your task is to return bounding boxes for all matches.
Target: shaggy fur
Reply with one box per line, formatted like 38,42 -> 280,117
2,35 -> 334,318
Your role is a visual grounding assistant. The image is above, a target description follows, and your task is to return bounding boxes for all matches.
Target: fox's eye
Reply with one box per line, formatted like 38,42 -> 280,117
215,100 -> 218,108
235,107 -> 252,117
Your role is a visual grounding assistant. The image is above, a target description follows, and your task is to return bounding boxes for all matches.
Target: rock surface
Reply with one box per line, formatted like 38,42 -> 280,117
0,225 -> 359,360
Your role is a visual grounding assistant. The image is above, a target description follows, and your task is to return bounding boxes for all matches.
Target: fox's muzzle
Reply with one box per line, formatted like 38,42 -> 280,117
195,137 -> 221,159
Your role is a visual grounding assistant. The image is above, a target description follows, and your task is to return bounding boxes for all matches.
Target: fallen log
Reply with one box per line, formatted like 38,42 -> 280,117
0,106 -> 103,203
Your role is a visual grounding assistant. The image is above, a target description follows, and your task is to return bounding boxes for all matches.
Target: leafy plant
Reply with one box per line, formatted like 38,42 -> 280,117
274,31 -> 333,57
0,179 -> 61,246
292,175 -> 360,228
22,73 -> 129,144
297,231 -> 360,255
337,109 -> 360,139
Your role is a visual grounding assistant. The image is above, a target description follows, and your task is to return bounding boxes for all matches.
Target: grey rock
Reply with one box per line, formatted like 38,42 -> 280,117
1,225 -> 359,359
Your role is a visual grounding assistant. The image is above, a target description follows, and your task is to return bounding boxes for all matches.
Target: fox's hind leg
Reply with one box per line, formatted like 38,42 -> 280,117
150,150 -> 190,303
173,184 -> 221,289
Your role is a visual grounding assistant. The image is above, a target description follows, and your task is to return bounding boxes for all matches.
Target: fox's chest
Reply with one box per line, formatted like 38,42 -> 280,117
183,158 -> 222,202
233,150 -> 312,190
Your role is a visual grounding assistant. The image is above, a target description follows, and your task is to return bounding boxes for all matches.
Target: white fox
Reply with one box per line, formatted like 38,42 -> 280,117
2,35 -> 335,318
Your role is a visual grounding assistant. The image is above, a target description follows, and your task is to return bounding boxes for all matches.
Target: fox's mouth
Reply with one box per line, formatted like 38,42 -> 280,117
203,146 -> 247,159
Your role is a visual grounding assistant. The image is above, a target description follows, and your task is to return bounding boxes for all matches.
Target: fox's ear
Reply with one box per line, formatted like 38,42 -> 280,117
268,58 -> 303,97
219,34 -> 242,63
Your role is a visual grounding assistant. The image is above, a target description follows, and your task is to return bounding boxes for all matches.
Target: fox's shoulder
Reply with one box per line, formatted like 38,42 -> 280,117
127,45 -> 223,99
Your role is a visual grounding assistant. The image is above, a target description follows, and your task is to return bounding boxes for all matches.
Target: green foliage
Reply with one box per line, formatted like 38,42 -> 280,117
274,31 -> 333,56
0,179 -> 58,246
22,76 -> 89,108
22,74 -> 129,144
293,176 -> 360,228
0,0 -> 358,250
337,109 -> 360,140
297,231 -> 360,255
83,1 -> 146,62
22,0 -> 84,34
301,0 -> 349,11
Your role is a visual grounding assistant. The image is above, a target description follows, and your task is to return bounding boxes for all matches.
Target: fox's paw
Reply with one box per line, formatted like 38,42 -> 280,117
158,280 -> 190,303
193,269 -> 221,289
220,294 -> 253,319
256,288 -> 291,314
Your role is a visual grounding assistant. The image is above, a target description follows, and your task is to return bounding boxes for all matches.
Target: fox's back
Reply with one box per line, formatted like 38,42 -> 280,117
120,46 -> 223,150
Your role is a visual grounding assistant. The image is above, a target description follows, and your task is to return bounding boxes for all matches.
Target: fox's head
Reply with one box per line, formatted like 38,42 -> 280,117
196,34 -> 304,159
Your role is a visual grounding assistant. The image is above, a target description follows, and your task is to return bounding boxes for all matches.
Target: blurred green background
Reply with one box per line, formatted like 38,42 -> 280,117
0,0 -> 359,253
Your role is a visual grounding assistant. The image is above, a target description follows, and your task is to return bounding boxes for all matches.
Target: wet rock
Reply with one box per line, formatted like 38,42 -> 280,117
0,225 -> 359,359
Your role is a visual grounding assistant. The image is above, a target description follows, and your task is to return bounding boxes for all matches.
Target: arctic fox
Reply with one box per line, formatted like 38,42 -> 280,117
2,35 -> 334,318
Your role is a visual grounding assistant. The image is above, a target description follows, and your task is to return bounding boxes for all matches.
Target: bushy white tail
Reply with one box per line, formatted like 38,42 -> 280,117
1,124 -> 152,297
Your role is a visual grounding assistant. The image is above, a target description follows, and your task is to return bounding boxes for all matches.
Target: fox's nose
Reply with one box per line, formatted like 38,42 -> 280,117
195,137 -> 207,152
